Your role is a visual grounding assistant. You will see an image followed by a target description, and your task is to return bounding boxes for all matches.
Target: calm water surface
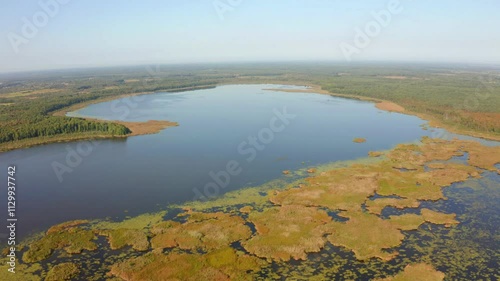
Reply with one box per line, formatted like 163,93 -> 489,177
0,84 -> 491,239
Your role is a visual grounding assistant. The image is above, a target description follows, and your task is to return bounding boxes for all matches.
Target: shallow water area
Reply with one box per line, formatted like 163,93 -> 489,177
0,84 -> 496,241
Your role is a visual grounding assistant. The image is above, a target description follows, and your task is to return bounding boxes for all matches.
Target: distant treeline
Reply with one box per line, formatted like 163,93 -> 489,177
320,72 -> 500,135
1,64 -> 499,147
0,94 -> 131,143
0,117 -> 131,143
0,76 -> 218,145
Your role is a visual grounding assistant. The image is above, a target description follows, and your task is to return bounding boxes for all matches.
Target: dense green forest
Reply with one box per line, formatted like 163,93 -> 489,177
0,63 -> 499,151
319,68 -> 500,135
0,67 -> 220,149
0,93 -> 128,142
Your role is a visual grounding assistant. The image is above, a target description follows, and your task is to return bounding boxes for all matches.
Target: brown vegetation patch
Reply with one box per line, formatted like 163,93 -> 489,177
110,247 -> 264,281
99,229 -> 149,251
375,263 -> 445,281
376,101 -> 405,113
271,166 -> 379,212
420,138 -> 500,171
326,211 -> 404,261
463,142 -> 500,171
45,262 -> 79,281
366,198 -> 421,215
460,111 -> 500,134
150,212 -> 251,251
327,208 -> 457,261
376,169 -> 444,202
420,137 -> 467,161
268,138 -> 480,261
114,120 -> 178,136
369,151 -> 384,157
242,205 -> 332,261
422,163 -> 482,187
386,144 -> 425,170
421,208 -> 459,227
46,220 -> 89,234
23,227 -> 97,263
382,76 -> 408,80
239,206 -> 253,213
388,214 -> 426,231
124,79 -> 141,83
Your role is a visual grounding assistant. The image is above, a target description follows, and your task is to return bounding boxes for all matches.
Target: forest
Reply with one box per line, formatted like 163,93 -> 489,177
319,67 -> 500,135
0,63 -> 499,151
0,67 -> 220,150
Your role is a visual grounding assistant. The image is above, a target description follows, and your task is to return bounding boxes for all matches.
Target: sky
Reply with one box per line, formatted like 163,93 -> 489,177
0,0 -> 499,73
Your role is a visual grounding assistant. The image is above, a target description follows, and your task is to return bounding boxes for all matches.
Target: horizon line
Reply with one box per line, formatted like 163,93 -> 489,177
1,59 -> 500,76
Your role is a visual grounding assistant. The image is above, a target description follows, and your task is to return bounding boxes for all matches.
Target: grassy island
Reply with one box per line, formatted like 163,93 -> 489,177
3,137 -> 498,280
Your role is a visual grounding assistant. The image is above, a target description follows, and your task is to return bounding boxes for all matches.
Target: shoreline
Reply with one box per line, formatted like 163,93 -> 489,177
3,83 -> 499,279
0,85 -> 211,153
8,137 -> 499,280
51,84 -> 216,117
84,118 -> 179,137
0,120 -> 178,152
263,86 -> 500,142
1,82 -> 499,153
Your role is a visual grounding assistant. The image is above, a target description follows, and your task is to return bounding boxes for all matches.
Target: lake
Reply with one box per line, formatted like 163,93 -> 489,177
0,84 -> 488,239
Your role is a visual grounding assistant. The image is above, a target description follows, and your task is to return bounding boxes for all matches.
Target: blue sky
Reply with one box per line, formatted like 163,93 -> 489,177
1,0 -> 499,72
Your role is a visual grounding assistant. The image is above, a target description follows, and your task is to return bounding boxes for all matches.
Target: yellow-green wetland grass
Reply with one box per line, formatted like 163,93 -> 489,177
374,263 -> 445,281
3,137 -> 499,280
353,137 -> 367,143
44,262 -> 79,281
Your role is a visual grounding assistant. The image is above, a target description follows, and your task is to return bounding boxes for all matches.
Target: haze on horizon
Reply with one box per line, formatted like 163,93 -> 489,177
1,0 -> 499,73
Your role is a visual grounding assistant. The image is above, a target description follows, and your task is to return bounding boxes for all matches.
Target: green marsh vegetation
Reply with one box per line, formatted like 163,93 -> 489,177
3,137 -> 498,280
44,262 -> 79,281
1,63 -> 499,279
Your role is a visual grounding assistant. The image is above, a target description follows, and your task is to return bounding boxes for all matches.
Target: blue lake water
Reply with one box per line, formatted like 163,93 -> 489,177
0,84 -> 485,239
